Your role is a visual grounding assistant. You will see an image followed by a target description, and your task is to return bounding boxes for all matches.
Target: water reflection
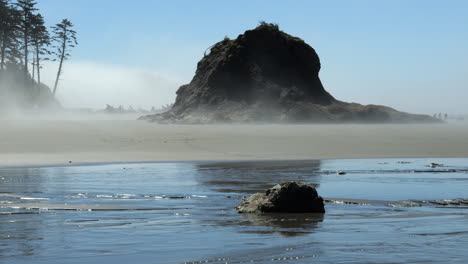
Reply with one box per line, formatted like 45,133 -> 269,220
0,167 -> 44,194
0,214 -> 46,257
195,160 -> 324,237
2,159 -> 467,263
196,160 -> 322,194
239,213 -> 324,236
0,168 -> 48,257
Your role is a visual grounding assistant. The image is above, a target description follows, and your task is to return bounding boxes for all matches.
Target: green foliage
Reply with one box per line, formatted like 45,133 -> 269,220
208,37 -> 242,64
31,14 -> 50,56
257,21 -> 279,31
51,19 -> 77,62
30,13 -> 50,84
0,0 -> 22,69
0,0 -> 77,106
1,0 -> 52,72
225,40 -> 241,57
1,0 -> 76,77
15,0 -> 38,72
256,21 -> 304,43
51,18 -> 77,95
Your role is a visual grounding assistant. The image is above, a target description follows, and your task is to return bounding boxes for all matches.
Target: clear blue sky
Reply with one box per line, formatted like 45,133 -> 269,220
37,0 -> 468,114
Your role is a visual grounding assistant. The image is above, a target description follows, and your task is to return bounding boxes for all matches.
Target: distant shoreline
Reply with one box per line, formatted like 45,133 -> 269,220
2,156 -> 468,170
1,120 -> 468,168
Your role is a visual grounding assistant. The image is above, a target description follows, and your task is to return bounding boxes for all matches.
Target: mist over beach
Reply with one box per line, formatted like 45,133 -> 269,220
1,1 -> 468,263
1,121 -> 468,168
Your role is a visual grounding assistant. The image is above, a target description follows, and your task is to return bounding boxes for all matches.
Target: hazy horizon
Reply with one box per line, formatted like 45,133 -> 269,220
28,0 -> 468,115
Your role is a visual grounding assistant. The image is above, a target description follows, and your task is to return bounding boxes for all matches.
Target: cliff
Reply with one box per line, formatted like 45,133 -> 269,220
141,23 -> 438,123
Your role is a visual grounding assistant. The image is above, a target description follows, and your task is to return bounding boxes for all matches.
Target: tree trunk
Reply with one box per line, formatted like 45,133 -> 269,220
53,31 -> 67,96
0,32 -> 5,70
24,29 -> 28,76
36,45 -> 41,100
0,44 -> 5,70
53,56 -> 63,96
32,57 -> 35,81
36,45 -> 41,96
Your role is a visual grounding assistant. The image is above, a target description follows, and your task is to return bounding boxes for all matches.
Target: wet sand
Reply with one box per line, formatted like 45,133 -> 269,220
1,120 -> 468,167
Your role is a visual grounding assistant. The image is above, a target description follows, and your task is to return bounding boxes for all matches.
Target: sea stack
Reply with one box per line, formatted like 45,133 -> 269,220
141,22 -> 438,123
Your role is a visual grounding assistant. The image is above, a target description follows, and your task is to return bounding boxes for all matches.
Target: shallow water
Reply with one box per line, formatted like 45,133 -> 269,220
0,158 -> 467,263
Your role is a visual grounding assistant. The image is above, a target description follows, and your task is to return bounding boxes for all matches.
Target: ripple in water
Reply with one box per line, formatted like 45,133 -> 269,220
0,158 -> 467,263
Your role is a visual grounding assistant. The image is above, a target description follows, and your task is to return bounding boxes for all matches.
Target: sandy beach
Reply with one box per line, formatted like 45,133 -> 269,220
1,120 -> 468,167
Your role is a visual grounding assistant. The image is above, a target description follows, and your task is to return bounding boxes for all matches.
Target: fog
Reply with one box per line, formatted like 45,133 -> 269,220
39,61 -> 184,110
1,58 -> 466,122
1,120 -> 468,167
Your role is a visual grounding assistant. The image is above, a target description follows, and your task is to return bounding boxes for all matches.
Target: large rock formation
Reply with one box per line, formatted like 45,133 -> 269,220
237,182 -> 325,214
141,23 -> 438,123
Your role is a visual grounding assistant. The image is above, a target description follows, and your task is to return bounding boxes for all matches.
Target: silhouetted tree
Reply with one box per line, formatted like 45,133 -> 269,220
0,0 -> 9,69
15,0 -> 37,76
51,18 -> 77,96
0,0 -> 21,70
30,13 -> 49,88
1,0 -> 59,109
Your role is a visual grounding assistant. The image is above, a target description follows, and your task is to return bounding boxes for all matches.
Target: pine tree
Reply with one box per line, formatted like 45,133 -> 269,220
30,13 -> 50,88
0,0 -> 21,70
1,0 -> 58,109
0,0 -> 8,69
15,0 -> 38,76
51,18 -> 77,96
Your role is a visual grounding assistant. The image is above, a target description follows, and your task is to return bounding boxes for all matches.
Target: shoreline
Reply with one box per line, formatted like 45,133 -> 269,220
1,120 -> 468,168
1,156 -> 467,170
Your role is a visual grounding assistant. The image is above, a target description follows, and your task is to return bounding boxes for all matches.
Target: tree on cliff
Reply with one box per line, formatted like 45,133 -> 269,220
51,18 -> 77,96
0,0 -> 21,70
1,0 -> 59,110
30,13 -> 50,88
0,0 -> 11,70
15,0 -> 37,77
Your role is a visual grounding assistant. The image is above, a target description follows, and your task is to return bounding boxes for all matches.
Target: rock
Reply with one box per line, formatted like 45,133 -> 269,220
236,181 -> 325,213
141,22 -> 440,124
428,163 -> 443,168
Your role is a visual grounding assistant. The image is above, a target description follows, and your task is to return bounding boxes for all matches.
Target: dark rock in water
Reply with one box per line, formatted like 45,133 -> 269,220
141,22 -> 439,124
236,181 -> 325,213
428,163 -> 444,168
